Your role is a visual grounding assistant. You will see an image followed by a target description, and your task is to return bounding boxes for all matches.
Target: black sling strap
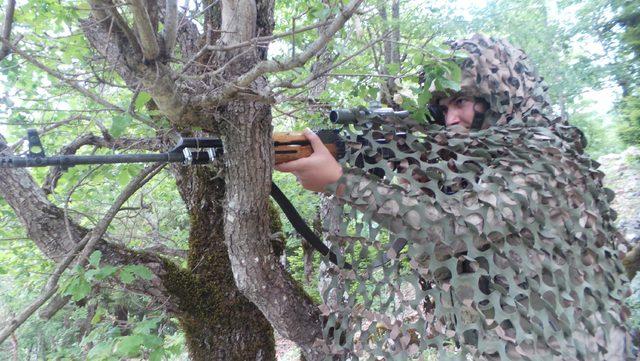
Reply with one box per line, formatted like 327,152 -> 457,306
270,182 -> 351,269
271,182 -> 409,270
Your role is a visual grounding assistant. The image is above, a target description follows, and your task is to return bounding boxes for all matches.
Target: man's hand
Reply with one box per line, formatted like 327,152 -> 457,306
274,129 -> 343,192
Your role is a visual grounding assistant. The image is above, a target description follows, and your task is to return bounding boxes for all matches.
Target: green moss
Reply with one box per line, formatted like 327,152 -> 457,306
268,199 -> 285,257
159,167 -> 276,360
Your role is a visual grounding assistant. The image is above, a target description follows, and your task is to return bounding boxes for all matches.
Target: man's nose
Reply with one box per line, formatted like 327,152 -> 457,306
445,111 -> 460,126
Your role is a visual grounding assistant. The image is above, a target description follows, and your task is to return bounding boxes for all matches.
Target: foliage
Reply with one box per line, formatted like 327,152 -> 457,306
618,95 -> 640,146
569,100 -> 625,157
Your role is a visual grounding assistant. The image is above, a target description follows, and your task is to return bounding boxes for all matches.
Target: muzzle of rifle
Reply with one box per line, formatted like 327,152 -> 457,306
329,108 -> 410,125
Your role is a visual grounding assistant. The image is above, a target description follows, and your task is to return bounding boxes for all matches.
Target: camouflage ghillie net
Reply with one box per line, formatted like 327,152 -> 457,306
320,35 -> 632,360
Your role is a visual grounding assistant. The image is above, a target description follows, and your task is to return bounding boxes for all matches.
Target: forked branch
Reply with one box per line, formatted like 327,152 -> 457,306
192,0 -> 365,107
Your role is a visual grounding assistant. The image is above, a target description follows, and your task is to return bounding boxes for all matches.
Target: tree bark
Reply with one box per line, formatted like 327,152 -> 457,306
169,164 -> 276,360
377,0 -> 402,108
219,98 -> 325,360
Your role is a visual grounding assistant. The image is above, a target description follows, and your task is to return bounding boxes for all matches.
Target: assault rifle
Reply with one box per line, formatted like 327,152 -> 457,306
0,107 -> 411,268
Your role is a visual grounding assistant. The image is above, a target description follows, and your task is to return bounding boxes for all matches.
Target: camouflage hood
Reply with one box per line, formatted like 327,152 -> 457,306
445,34 -> 557,128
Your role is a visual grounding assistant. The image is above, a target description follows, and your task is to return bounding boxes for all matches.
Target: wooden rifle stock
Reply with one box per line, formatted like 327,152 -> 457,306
273,130 -> 343,165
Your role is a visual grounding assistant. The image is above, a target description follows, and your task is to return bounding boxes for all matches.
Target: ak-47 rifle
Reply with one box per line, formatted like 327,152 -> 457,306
0,107 -> 411,268
0,107 -> 410,168
0,129 -> 346,169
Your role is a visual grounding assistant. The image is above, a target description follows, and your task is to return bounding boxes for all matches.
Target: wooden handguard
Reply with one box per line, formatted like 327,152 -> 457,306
273,130 -> 343,165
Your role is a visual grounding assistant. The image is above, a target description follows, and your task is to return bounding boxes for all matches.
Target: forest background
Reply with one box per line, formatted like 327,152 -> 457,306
0,0 -> 639,359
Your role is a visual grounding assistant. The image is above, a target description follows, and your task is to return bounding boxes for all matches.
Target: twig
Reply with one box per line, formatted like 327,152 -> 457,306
327,72 -> 411,78
272,30 -> 392,92
179,19 -> 332,75
0,163 -> 164,346
8,115 -> 90,151
128,83 -> 143,115
0,39 -> 155,127
181,47 -> 255,81
140,244 -> 187,258
10,333 -> 17,361
0,237 -> 30,242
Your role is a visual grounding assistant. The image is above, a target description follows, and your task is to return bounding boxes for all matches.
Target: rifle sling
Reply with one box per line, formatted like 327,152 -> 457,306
270,182 -> 351,269
271,182 -> 408,270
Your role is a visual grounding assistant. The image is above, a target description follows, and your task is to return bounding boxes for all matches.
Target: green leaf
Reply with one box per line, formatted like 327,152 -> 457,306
110,115 -> 132,138
117,171 -> 130,187
89,250 -> 102,267
86,265 -> 118,281
64,275 -> 91,301
150,349 -> 164,361
87,342 -> 114,361
119,267 -> 135,284
127,265 -> 155,281
91,306 -> 107,325
133,317 -> 161,334
119,264 -> 154,284
387,63 -> 400,76
416,88 -> 432,109
134,92 -> 152,111
114,334 -> 145,356
447,62 -> 461,83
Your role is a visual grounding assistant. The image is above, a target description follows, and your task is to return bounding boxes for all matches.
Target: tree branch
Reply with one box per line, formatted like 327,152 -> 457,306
0,164 -> 164,346
163,0 -> 178,56
179,19 -> 331,75
7,115 -> 90,152
193,0 -> 365,107
0,133 -> 178,310
0,38 -> 154,126
272,30 -> 392,92
81,16 -> 207,130
0,0 -> 16,60
87,0 -> 142,57
130,0 -> 160,61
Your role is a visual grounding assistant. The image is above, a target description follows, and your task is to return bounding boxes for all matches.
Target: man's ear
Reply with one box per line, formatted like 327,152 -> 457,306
473,98 -> 489,113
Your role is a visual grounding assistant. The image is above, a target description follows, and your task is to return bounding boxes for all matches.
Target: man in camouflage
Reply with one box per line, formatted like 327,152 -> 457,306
277,34 -> 633,360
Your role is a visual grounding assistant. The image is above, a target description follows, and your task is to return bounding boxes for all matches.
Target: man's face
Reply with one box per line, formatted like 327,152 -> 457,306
438,96 -> 487,129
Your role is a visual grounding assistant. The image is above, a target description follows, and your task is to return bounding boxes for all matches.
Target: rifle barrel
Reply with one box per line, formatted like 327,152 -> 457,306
329,108 -> 410,124
0,152 -> 185,168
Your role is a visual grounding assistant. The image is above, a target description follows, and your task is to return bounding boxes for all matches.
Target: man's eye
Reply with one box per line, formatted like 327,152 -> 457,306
455,98 -> 466,106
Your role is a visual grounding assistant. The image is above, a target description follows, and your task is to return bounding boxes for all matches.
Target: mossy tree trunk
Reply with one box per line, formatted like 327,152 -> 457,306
166,165 -> 275,360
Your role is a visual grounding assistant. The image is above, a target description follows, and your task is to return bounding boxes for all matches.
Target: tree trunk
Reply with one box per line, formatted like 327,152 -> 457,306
221,101 -> 325,360
168,165 -> 276,360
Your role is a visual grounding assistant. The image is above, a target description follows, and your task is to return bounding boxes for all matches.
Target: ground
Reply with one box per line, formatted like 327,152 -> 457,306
598,146 -> 640,245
